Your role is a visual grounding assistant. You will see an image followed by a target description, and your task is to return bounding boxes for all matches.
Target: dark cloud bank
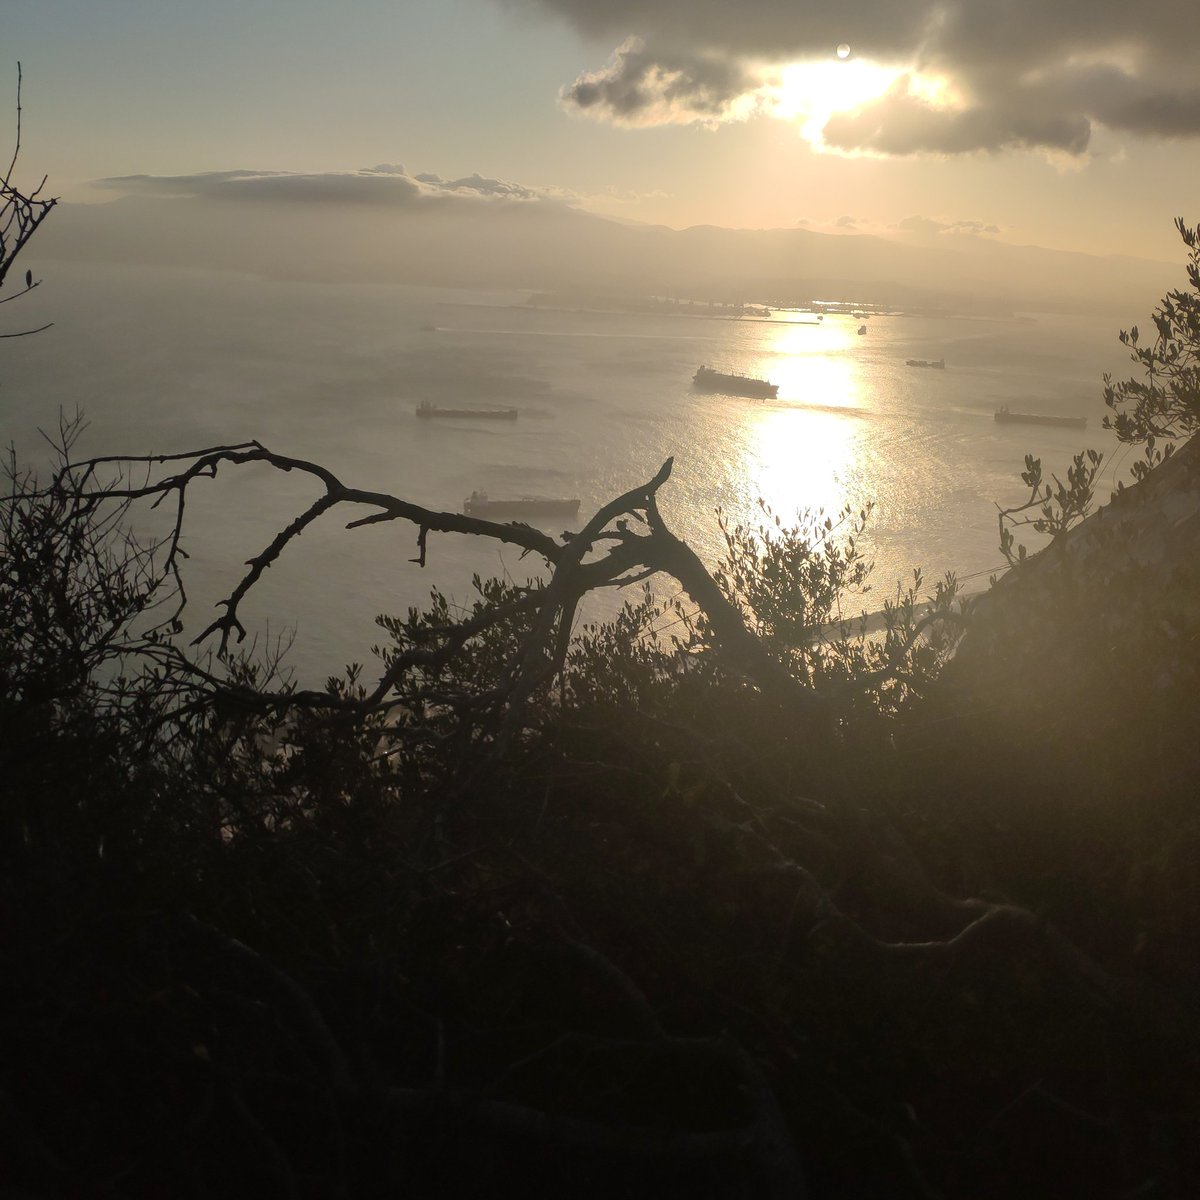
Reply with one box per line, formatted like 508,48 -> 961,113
517,0 -> 1200,153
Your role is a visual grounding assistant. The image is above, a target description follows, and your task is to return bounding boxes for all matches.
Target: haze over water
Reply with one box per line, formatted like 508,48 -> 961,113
5,263 -> 1132,683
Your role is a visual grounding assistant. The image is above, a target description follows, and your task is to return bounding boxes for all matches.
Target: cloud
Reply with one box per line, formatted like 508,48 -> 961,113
420,171 -> 542,200
96,170 -> 426,206
94,167 -> 565,208
90,168 -> 669,227
512,0 -> 1200,153
95,170 -> 291,197
1047,63 -> 1200,139
835,215 -> 858,228
897,215 -> 1000,237
561,37 -> 763,127
507,0 -> 928,59
821,76 -> 1093,156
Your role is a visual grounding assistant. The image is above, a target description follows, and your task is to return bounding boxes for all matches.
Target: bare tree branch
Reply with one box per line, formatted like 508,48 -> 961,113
1,64 -> 57,334
31,443 -> 833,732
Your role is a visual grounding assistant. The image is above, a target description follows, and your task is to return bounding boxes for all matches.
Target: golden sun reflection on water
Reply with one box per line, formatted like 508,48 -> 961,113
742,405 -> 862,522
729,319 -> 869,525
767,316 -> 859,367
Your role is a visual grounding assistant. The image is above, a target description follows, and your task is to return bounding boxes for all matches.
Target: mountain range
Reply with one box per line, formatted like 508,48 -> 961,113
36,190 -> 1179,317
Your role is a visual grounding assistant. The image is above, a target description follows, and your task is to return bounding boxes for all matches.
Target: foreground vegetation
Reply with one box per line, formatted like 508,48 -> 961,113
4,145 -> 1200,1195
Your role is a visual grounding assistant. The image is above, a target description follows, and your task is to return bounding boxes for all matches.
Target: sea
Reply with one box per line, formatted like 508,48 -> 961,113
2,261 -> 1139,685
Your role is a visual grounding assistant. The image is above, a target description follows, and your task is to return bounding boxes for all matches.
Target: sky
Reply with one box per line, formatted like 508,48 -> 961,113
6,0 -> 1200,261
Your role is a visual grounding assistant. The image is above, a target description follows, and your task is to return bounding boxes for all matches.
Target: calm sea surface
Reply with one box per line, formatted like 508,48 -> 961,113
3,262 -> 1137,683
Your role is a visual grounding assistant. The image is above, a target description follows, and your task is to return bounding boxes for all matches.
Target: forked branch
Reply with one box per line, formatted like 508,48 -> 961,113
33,442 -> 831,729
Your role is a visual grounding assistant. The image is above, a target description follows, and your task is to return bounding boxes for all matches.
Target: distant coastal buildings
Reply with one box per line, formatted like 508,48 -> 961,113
519,290 -> 1005,322
524,292 -> 773,319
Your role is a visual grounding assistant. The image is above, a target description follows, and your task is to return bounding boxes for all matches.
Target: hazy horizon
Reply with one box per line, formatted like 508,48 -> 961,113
27,182 -> 1185,321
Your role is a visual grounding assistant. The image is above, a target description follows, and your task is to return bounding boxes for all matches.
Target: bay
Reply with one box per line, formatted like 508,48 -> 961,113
2,262 -> 1135,683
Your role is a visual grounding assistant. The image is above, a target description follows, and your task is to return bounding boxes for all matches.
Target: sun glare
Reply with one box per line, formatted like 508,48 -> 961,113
770,58 -> 900,144
743,400 -> 860,522
732,320 -> 868,521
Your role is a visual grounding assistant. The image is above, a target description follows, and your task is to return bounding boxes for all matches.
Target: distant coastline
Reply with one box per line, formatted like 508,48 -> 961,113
512,291 -> 1027,324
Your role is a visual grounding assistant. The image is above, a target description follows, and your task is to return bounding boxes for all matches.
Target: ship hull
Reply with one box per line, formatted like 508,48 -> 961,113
417,406 -> 518,420
994,411 -> 1087,430
464,497 -> 581,518
692,367 -> 778,399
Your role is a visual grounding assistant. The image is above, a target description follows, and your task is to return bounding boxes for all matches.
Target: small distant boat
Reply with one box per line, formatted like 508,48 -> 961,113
994,406 -> 1087,430
858,325 -> 867,336
464,492 -> 581,519
692,365 -> 779,399
906,358 -> 946,369
417,402 -> 518,421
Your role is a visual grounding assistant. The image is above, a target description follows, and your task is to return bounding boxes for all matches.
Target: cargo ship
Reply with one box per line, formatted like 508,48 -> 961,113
417,402 -> 518,420
905,358 -> 946,369
692,365 -> 778,399
994,407 -> 1087,430
464,492 -> 581,519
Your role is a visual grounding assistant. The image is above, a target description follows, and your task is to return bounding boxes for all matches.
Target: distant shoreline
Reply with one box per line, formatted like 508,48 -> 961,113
513,290 -> 1028,324
455,299 -> 1034,326
513,302 -> 810,325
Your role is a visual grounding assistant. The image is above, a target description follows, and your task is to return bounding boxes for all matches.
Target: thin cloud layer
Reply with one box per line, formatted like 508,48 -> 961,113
95,168 -> 564,208
795,213 -> 1001,237
897,215 -> 1001,237
411,171 -> 543,200
515,0 -> 1200,153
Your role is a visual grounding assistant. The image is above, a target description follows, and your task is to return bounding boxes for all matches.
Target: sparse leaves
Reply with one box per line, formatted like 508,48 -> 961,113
704,501 -> 965,717
998,447 -> 1105,567
1103,218 -> 1200,454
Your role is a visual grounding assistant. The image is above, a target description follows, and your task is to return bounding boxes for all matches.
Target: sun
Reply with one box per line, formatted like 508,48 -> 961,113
768,57 -> 901,147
